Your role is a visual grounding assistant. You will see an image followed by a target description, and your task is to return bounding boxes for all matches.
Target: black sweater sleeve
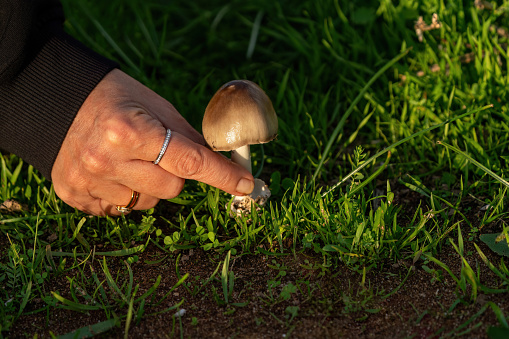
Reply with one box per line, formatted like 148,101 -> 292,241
0,0 -> 118,180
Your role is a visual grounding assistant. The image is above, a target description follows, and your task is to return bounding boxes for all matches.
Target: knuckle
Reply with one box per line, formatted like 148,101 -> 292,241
104,116 -> 139,146
55,189 -> 73,206
56,170 -> 86,196
143,198 -> 160,210
66,167 -> 82,183
172,179 -> 186,196
164,178 -> 185,199
54,188 -> 82,211
82,149 -> 110,174
176,148 -> 206,177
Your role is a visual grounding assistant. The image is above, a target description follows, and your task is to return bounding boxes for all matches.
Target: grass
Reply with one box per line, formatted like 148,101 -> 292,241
2,0 -> 509,337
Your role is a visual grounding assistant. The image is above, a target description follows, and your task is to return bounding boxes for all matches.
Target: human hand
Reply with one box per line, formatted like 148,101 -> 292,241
51,69 -> 255,216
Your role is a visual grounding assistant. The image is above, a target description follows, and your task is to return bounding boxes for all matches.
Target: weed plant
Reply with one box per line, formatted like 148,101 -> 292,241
2,0 -> 509,336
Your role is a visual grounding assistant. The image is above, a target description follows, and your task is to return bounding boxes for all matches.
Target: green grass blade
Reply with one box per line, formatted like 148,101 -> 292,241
91,266 -> 109,306
424,254 -> 461,285
1,154 -> 8,200
134,275 -> 162,304
346,151 -> 391,199
381,267 -> 412,300
474,243 -> 509,284
49,244 -> 146,257
445,303 -> 488,337
16,280 -> 32,318
193,261 -> 222,296
488,326 -> 509,338
247,11 -> 264,60
125,288 -> 136,339
69,217 -> 90,250
0,214 -> 71,225
323,104 -> 493,196
154,273 -> 189,307
310,48 -> 411,186
57,318 -> 118,339
222,250 -> 231,303
101,257 -> 127,304
486,301 -> 509,328
437,141 -> 509,189
276,69 -> 291,107
126,261 -> 134,303
51,291 -> 105,312
9,158 -> 23,185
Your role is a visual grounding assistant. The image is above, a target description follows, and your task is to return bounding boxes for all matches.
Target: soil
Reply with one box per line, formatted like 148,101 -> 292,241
7,236 -> 509,338
4,189 -> 509,338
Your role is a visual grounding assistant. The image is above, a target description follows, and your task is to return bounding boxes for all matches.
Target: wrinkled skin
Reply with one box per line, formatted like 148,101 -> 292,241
52,69 -> 254,216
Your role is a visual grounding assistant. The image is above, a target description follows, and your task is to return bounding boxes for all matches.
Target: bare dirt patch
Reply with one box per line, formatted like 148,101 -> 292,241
8,237 -> 507,338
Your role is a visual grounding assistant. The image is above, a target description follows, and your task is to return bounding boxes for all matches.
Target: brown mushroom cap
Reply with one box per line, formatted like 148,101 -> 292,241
202,80 -> 278,151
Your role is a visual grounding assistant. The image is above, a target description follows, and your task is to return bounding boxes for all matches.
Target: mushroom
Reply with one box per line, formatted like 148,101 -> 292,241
202,80 -> 278,216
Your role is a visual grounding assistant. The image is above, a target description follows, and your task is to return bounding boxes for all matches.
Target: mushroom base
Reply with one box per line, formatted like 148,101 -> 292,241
229,178 -> 271,217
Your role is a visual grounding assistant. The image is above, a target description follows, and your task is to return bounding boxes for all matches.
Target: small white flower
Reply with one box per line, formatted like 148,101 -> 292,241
174,309 -> 186,318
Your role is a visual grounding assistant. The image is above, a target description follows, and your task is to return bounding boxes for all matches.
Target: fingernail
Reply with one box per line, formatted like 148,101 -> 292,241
236,178 -> 254,195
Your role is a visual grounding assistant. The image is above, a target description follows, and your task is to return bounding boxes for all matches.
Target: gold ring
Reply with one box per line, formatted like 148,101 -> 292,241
116,190 -> 140,213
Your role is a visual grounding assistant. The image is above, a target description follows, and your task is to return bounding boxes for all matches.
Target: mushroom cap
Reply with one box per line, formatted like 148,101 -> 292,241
202,80 -> 278,151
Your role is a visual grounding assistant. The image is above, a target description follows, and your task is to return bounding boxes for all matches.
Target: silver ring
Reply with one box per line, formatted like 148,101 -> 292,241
154,129 -> 172,165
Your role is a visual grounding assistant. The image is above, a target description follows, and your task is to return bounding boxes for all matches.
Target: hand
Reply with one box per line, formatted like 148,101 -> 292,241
51,69 -> 255,216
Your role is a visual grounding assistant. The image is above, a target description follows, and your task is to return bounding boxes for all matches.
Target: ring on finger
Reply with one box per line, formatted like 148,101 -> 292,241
153,128 -> 172,165
116,190 -> 140,213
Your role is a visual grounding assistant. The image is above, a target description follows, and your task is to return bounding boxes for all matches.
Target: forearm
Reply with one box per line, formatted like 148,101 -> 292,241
0,0 -> 117,180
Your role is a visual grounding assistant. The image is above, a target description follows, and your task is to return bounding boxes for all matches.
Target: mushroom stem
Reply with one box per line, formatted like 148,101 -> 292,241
231,145 -> 252,174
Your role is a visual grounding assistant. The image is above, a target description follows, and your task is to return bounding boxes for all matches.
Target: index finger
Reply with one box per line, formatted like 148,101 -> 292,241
144,130 -> 255,196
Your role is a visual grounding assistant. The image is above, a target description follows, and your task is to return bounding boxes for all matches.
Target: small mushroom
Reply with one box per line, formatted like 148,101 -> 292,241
202,80 -> 278,216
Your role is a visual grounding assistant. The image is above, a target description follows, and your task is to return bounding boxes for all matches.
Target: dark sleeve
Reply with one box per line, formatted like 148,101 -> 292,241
0,0 -> 118,180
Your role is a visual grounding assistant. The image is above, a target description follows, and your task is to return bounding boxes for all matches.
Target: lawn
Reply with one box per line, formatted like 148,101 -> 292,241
2,0 -> 509,337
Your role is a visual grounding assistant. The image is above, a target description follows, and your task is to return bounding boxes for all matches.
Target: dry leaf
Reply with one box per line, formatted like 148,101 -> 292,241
0,199 -> 25,213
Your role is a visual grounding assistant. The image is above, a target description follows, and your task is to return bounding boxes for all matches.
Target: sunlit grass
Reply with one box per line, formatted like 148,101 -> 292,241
2,0 -> 509,336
